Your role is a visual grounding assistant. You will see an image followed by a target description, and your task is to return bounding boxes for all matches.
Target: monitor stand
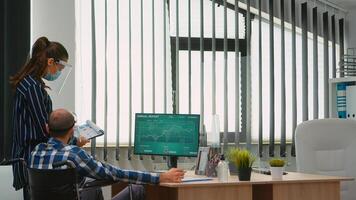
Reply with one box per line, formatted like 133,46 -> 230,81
167,156 -> 178,168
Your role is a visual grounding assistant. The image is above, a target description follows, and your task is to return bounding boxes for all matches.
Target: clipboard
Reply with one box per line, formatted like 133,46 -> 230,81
74,120 -> 104,140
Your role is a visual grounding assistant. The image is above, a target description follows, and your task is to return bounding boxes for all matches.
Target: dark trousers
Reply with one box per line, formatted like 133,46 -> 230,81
80,184 -> 144,200
79,187 -> 104,200
112,185 -> 145,200
79,178 -> 104,200
79,178 -> 144,200
23,185 -> 30,200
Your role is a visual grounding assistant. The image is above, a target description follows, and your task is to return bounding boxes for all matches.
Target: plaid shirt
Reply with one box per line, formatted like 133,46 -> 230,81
29,138 -> 160,185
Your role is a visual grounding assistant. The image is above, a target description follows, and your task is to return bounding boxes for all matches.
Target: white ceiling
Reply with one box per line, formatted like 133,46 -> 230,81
326,0 -> 356,11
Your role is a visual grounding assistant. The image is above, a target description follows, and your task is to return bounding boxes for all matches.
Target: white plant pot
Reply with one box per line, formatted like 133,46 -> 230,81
270,167 -> 284,180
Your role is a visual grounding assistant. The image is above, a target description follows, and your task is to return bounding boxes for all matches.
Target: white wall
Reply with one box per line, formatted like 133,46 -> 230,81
0,166 -> 23,200
0,2 -> 76,199
31,0 -> 76,111
345,9 -> 356,49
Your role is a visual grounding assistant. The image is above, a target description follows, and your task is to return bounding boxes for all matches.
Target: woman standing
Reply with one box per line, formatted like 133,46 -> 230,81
9,37 -> 87,199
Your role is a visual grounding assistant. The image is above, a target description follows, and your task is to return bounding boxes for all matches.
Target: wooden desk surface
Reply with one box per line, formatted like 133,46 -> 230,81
160,171 -> 354,188
112,171 -> 354,200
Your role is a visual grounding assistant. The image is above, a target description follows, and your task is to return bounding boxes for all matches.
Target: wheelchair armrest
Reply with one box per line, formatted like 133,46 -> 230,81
0,158 -> 25,166
52,160 -> 76,169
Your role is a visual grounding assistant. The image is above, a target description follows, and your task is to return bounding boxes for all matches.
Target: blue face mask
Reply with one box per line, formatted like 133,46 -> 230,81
44,70 -> 61,81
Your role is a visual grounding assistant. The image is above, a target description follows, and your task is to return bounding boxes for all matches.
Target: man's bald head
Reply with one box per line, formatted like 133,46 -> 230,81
48,109 -> 75,137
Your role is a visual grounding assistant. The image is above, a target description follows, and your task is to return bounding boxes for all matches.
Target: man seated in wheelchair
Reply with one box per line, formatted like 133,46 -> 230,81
29,108 -> 185,200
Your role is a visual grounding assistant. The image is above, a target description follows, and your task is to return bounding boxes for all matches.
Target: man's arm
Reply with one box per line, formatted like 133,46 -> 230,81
72,147 -> 160,184
159,168 -> 186,183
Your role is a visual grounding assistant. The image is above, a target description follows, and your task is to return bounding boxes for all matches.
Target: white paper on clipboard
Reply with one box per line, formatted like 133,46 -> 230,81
74,120 -> 104,140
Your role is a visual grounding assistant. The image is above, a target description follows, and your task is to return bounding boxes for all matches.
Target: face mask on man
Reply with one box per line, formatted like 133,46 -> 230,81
43,70 -> 62,81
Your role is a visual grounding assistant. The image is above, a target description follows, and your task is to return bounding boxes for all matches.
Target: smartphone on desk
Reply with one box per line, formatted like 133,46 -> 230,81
252,168 -> 288,175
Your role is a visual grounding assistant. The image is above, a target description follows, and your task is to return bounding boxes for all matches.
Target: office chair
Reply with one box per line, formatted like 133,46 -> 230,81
295,119 -> 356,200
1,159 -> 117,200
28,160 -> 81,200
1,159 -> 81,200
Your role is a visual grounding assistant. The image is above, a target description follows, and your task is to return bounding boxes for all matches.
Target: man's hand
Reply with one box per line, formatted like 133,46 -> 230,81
159,168 -> 186,183
77,135 -> 89,147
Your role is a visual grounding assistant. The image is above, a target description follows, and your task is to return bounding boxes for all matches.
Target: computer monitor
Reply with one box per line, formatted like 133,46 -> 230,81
134,113 -> 200,167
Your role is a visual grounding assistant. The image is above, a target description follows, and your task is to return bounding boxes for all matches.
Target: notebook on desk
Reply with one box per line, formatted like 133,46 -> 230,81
181,177 -> 213,183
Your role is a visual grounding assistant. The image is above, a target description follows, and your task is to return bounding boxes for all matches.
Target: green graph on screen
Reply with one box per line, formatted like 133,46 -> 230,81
134,113 -> 200,157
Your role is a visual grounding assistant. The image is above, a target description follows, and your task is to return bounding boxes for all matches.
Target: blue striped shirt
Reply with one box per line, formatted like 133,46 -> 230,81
11,75 -> 52,190
29,138 -> 160,185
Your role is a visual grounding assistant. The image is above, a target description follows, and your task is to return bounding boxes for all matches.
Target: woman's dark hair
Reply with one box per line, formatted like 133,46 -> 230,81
10,36 -> 69,88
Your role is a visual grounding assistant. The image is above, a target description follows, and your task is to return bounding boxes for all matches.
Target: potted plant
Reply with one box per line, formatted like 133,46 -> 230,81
227,148 -> 256,181
269,158 -> 285,180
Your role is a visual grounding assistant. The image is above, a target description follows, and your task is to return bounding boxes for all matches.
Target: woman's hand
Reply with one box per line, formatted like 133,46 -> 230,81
77,135 -> 89,147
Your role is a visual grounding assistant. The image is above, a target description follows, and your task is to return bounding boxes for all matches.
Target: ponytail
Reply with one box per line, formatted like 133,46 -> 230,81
10,36 -> 68,89
31,36 -> 51,58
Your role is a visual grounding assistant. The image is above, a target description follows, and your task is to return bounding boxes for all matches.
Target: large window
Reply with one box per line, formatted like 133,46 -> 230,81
75,0 -> 172,145
75,0 -> 342,149
250,18 -> 339,142
170,0 -> 246,143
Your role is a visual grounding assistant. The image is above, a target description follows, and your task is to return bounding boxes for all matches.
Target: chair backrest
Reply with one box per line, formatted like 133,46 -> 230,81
27,167 -> 79,200
295,119 -> 356,200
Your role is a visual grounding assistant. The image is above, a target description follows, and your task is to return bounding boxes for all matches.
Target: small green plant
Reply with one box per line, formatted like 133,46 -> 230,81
227,148 -> 256,169
269,158 -> 285,167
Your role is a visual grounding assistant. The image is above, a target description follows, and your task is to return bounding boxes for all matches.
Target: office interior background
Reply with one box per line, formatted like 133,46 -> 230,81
1,0 -> 356,199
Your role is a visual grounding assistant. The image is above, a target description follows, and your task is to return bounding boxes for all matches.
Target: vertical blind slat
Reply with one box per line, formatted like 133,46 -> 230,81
291,0 -> 297,157
163,0 -> 167,161
164,0 -> 167,113
115,0 -> 120,161
90,0 -> 97,158
332,15 -> 336,78
139,0 -> 144,161
104,0 -> 108,161
301,2 -> 308,122
128,0 -> 132,160
188,0 -> 192,114
258,0 -> 263,157
323,12 -> 329,118
313,7 -> 319,120
246,0 -> 251,150
150,0 -> 156,160
141,0 -> 144,113
175,0 -> 180,114
212,0 -> 216,115
152,0 -> 156,113
269,0 -> 275,157
339,18 -> 344,77
280,0 -> 286,157
235,0 -> 240,148
223,0 -> 228,152
200,0 -> 205,147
